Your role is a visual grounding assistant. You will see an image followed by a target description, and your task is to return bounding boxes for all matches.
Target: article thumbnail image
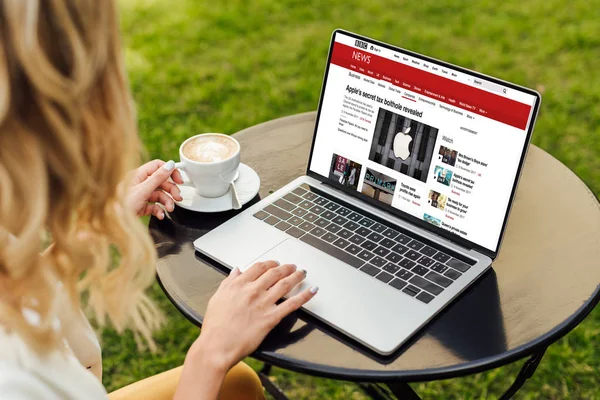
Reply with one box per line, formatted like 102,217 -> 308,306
368,108 -> 439,183
423,213 -> 441,227
428,190 -> 447,211
361,168 -> 396,206
433,166 -> 453,186
328,154 -> 363,191
438,145 -> 458,167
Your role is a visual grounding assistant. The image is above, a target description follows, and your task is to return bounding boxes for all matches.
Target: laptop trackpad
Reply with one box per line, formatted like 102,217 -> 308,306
244,238 -> 422,354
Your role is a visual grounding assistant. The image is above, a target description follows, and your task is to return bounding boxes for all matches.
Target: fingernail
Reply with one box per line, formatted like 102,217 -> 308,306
310,286 -> 319,294
163,160 -> 175,171
289,264 -> 297,271
159,211 -> 164,219
273,260 -> 280,266
300,269 -> 307,276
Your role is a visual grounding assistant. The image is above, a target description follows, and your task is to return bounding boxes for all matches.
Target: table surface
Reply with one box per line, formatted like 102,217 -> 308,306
152,111 -> 600,382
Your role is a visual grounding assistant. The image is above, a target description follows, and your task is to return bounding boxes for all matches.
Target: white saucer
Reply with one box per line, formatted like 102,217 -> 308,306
175,163 -> 260,213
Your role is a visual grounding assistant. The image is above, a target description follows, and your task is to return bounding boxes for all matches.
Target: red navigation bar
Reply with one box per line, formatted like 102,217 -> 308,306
330,43 -> 531,130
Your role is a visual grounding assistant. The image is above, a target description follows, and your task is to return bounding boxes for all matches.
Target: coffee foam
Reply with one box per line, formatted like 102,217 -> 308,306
183,135 -> 237,163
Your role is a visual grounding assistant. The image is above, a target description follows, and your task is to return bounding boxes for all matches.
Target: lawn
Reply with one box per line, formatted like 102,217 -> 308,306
102,0 -> 600,398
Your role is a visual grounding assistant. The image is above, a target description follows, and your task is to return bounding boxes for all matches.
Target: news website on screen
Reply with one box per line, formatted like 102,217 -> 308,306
309,32 -> 537,252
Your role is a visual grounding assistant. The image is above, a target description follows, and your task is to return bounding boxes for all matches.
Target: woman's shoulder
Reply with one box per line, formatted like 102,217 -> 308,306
0,327 -> 107,400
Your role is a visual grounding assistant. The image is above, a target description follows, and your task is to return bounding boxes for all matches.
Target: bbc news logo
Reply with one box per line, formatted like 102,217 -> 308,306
355,39 -> 368,49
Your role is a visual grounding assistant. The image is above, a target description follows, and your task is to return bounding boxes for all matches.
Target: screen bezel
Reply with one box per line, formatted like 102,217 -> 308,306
305,29 -> 541,260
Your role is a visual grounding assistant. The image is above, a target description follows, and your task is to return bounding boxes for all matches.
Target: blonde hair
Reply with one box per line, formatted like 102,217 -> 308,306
0,0 -> 162,352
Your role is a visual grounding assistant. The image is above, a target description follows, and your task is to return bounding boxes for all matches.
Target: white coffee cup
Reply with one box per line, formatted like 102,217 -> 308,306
175,133 -> 240,198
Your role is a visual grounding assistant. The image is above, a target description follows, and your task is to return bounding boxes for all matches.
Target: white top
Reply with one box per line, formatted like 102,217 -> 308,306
0,304 -> 107,399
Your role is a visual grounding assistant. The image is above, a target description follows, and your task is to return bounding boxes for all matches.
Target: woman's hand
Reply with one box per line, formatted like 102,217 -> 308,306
126,159 -> 184,219
175,261 -> 318,400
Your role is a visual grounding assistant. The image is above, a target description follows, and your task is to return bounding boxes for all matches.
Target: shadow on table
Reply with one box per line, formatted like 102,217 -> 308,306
150,198 -> 507,366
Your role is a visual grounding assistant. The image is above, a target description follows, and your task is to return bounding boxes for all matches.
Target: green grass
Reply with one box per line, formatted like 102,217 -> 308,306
102,0 -> 600,398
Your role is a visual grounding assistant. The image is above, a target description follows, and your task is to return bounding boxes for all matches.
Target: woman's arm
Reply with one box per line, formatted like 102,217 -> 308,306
174,262 -> 318,400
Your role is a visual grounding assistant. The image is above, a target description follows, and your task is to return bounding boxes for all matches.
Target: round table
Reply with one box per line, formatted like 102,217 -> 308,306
150,112 -> 600,399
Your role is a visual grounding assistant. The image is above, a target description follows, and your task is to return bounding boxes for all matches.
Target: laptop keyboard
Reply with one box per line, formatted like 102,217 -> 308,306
253,185 -> 472,304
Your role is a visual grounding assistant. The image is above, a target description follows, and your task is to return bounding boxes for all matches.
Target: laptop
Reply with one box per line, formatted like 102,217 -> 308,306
194,29 -> 541,355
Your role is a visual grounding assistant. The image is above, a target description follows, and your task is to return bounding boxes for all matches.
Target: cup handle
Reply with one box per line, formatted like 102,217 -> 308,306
174,162 -> 191,184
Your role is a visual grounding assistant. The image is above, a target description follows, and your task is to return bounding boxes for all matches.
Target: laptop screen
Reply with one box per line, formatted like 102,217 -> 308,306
308,31 -> 539,254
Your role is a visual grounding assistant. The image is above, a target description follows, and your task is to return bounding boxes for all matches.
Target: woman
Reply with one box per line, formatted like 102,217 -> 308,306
0,1 -> 317,399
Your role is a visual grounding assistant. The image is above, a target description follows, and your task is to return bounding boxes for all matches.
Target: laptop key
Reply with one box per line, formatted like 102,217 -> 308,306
382,228 -> 399,240
324,202 -> 340,211
291,208 -> 309,217
292,187 -> 307,196
373,246 -> 390,257
333,238 -> 350,249
371,223 -> 387,233
321,210 -> 337,220
346,244 -> 362,255
447,258 -> 471,272
321,232 -> 337,243
264,216 -> 280,225
379,238 -> 396,249
309,205 -> 326,215
283,193 -> 303,204
444,269 -> 462,280
410,276 -> 443,295
336,207 -> 352,217
405,250 -> 422,261
275,221 -> 292,231
407,240 -> 425,251
303,212 -> 319,223
355,227 -> 371,237
367,232 -> 384,242
396,269 -> 414,281
375,271 -> 394,283
411,265 -> 429,276
299,234 -> 364,269
420,245 -> 437,257
396,233 -> 412,245
264,205 -> 292,220
325,223 -> 342,233
286,226 -> 305,238
399,259 -> 416,269
297,221 -> 314,232
310,227 -> 327,237
383,263 -> 400,275
338,229 -> 353,239
417,256 -> 435,268
314,197 -> 329,206
425,271 -> 452,288
360,264 -> 380,276
389,279 -> 407,291
314,218 -> 330,228
349,234 -> 366,245
392,243 -> 408,254
403,285 -> 420,297
370,256 -> 387,268
416,292 -> 435,304
346,212 -> 363,222
298,200 -> 313,210
433,252 -> 451,263
303,192 -> 318,201
357,250 -> 375,262
358,218 -> 375,227
431,262 -> 448,274
274,198 -> 296,212
332,216 -> 348,226
360,240 -> 377,251
385,252 -> 403,264
343,221 -> 360,231
253,210 -> 269,220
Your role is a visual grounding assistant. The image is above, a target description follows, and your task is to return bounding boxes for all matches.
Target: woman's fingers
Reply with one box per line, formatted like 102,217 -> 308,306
144,203 -> 165,220
240,260 -> 280,282
255,264 -> 298,291
149,190 -> 175,212
265,269 -> 307,302
160,180 -> 183,201
273,286 -> 318,321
